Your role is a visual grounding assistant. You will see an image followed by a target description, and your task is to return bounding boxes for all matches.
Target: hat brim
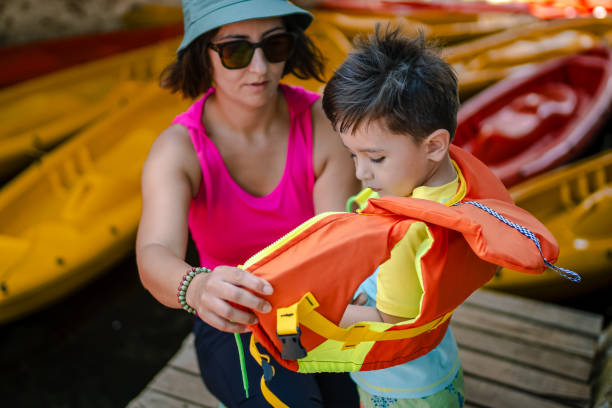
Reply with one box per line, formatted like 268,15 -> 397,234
178,0 -> 313,53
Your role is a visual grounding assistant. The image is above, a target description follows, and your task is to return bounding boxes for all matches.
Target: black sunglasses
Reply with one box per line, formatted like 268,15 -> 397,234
208,32 -> 297,69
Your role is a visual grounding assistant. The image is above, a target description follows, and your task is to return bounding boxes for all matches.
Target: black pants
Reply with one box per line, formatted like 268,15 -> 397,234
194,318 -> 359,407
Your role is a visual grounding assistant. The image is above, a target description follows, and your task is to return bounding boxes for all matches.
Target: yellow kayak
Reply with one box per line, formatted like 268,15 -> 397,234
304,11 -> 605,100
427,12 -> 537,45
445,17 -> 612,99
282,19 -> 352,94
313,8 -> 537,45
485,149 -> 612,300
0,84 -> 192,324
121,4 -> 184,29
312,9 -> 426,40
0,37 -> 179,181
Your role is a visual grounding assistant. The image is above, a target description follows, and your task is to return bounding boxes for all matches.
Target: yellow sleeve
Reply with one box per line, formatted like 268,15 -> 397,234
375,221 -> 433,319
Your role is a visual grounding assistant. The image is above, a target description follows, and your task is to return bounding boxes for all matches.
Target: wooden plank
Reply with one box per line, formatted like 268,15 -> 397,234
168,333 -> 200,374
147,366 -> 219,408
453,305 -> 597,358
464,290 -> 603,337
451,324 -> 592,381
127,389 -> 211,408
460,348 -> 591,402
464,375 -> 576,408
129,288 -> 603,408
593,322 -> 612,407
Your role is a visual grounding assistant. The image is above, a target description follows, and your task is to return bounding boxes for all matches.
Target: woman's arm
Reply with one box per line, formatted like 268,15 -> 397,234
136,125 -> 197,307
311,99 -> 361,213
136,125 -> 272,333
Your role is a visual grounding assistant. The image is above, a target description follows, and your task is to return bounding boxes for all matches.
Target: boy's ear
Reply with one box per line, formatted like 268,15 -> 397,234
423,129 -> 450,162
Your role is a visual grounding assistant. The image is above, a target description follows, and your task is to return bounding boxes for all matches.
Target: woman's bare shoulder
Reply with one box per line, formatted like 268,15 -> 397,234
146,123 -> 198,164
143,123 -> 202,196
152,123 -> 192,152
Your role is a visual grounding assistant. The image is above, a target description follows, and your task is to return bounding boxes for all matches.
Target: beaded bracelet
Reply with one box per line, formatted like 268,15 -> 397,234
177,266 -> 211,314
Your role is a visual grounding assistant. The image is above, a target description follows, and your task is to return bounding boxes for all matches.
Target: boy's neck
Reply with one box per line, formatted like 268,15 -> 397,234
422,154 -> 457,188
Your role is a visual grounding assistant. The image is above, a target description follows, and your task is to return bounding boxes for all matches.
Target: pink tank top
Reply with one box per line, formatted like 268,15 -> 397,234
172,84 -> 319,268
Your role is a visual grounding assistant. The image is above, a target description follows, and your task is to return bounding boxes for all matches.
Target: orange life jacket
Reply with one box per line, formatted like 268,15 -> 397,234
241,146 -> 577,380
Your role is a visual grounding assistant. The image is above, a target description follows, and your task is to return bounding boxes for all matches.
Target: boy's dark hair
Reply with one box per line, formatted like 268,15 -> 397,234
323,25 -> 459,142
160,17 -> 326,99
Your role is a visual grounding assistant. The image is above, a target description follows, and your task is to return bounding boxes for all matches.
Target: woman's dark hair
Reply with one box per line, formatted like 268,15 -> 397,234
160,16 -> 325,99
160,28 -> 218,99
322,24 -> 459,142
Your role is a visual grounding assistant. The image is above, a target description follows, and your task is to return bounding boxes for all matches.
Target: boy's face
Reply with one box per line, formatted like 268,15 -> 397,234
340,120 -> 432,197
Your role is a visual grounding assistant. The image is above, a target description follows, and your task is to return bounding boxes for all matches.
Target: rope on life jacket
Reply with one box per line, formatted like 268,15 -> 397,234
454,201 -> 582,282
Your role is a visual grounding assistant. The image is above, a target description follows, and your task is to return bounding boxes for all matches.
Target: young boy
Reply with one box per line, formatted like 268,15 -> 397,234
240,25 -> 576,408
237,21 -> 579,408
321,26 -> 468,408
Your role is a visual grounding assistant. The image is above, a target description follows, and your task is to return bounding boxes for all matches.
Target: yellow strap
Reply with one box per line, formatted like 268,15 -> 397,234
249,335 -> 289,408
252,293 -> 452,406
260,377 -> 289,408
249,334 -> 265,366
446,160 -> 467,206
285,293 -> 453,350
277,303 -> 299,336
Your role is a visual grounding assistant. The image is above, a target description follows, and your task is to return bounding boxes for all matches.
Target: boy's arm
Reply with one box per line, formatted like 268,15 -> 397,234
339,304 -> 383,327
339,298 -> 411,328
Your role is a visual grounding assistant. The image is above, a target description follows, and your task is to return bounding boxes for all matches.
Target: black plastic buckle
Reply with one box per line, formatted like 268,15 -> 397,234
261,358 -> 274,382
277,328 -> 307,360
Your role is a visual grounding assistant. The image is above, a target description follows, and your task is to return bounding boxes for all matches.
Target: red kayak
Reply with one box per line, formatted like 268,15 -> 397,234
454,47 -> 612,187
0,23 -> 182,88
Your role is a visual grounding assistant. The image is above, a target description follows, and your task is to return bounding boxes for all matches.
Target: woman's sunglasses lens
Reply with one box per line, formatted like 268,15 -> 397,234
215,33 -> 295,69
222,41 -> 253,68
263,34 -> 295,62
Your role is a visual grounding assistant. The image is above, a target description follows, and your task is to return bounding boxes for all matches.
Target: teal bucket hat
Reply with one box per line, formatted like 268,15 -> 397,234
178,0 -> 313,53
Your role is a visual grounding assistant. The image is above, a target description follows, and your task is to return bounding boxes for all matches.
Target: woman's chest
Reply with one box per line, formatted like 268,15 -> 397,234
213,132 -> 291,197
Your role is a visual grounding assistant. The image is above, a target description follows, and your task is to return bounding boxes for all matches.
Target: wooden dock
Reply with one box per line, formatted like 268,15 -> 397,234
127,289 -> 604,408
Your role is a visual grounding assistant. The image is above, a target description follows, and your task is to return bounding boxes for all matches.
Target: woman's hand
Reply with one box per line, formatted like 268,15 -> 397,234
186,265 -> 274,333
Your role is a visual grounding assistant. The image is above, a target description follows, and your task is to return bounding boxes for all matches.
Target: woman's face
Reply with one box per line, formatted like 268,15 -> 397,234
208,17 -> 287,108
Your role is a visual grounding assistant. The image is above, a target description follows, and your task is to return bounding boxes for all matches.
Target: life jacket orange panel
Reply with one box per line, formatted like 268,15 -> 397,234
243,145 -> 562,373
245,211 -> 414,372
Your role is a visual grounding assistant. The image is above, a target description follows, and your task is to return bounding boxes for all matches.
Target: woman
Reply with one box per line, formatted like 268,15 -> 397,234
135,0 -> 360,406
